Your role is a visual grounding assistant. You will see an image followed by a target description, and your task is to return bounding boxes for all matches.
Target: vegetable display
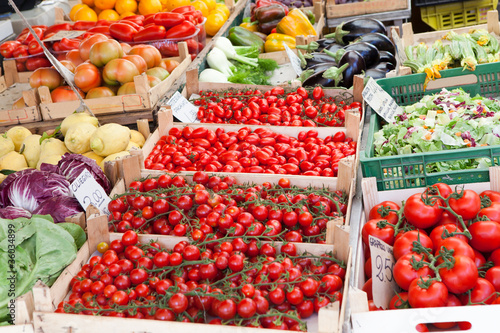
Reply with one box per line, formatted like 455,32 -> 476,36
109,172 -> 347,242
57,229 -> 345,331
372,88 -> 500,172
144,123 -> 356,176
192,86 -> 360,126
0,215 -> 86,325
362,183 -> 500,331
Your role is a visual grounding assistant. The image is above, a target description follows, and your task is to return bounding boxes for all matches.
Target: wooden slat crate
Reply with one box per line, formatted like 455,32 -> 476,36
32,212 -> 353,333
325,0 -> 408,19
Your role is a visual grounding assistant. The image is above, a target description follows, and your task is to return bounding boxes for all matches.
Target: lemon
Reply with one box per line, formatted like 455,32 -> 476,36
115,0 -> 138,14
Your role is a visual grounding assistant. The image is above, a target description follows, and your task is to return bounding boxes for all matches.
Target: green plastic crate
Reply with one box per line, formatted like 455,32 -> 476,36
420,0 -> 498,30
360,62 -> 500,191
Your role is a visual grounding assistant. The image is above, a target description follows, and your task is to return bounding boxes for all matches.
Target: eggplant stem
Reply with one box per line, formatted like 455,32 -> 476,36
322,63 -> 349,87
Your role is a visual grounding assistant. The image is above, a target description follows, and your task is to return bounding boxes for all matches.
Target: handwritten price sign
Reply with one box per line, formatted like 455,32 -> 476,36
71,169 -> 111,215
369,235 -> 399,309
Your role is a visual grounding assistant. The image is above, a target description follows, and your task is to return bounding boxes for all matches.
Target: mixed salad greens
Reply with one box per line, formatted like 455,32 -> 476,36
373,88 -> 500,171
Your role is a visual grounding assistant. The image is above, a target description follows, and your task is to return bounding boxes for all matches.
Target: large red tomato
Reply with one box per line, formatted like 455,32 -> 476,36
469,221 -> 500,253
393,253 -> 434,291
89,39 -> 124,67
51,86 -> 85,103
74,63 -> 102,92
361,219 -> 395,246
123,55 -> 147,74
449,189 -> 481,221
403,193 -> 442,229
393,230 -> 433,261
86,86 -> 115,99
369,201 -> 400,225
103,59 -> 139,85
128,45 -> 161,69
66,49 -> 84,67
29,67 -> 64,91
79,33 -> 109,61
439,255 -> 478,294
408,277 -> 448,308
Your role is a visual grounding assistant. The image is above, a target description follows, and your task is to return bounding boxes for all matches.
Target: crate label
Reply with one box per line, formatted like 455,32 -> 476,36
362,77 -> 403,123
369,235 -> 398,309
43,30 -> 85,42
167,91 -> 199,123
284,44 -> 302,76
71,169 -> 111,215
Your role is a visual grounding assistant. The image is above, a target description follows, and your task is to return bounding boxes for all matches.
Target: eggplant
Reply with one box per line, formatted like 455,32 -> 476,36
305,52 -> 336,68
302,70 -> 337,88
338,50 -> 366,88
353,33 -> 395,55
344,42 -> 380,68
379,51 -> 397,67
328,19 -> 386,45
315,38 -> 337,51
365,68 -> 387,79
324,42 -> 344,53
371,61 -> 396,72
308,62 -> 338,74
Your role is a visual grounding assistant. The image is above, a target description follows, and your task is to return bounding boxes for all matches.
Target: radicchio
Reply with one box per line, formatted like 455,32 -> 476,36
0,206 -> 32,219
32,196 -> 83,223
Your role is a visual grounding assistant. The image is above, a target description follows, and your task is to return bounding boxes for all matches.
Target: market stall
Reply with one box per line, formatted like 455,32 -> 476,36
2,0 -> 500,333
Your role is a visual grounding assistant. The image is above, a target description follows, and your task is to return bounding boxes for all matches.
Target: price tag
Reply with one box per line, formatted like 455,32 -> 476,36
43,30 -> 85,42
71,169 -> 111,215
369,235 -> 399,309
362,77 -> 404,123
167,91 -> 199,123
284,44 -> 302,76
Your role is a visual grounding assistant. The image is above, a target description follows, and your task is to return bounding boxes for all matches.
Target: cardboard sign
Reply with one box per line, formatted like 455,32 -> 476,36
43,30 -> 85,42
369,235 -> 399,309
284,44 -> 303,76
362,77 -> 404,123
167,91 -> 199,123
71,169 -> 111,215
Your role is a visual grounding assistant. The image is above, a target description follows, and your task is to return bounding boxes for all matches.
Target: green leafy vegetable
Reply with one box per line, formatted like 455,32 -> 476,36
228,58 -> 279,85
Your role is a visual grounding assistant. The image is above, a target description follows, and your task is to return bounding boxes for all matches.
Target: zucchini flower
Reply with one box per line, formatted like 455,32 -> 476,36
460,40 -> 478,71
469,29 -> 491,46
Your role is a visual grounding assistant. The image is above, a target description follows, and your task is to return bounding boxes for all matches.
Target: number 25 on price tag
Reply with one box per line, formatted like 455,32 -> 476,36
368,235 -> 400,309
71,169 -> 111,215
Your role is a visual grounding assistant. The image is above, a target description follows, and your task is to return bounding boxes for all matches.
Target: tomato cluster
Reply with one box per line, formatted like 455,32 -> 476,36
361,184 -> 500,331
144,125 -> 355,176
59,230 -> 345,330
194,86 -> 362,127
108,172 -> 347,243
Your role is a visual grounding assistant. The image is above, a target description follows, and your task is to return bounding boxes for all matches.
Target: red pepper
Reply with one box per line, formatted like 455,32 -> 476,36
72,21 -> 97,30
12,45 -> 29,61
16,32 -> 28,43
88,26 -> 111,35
133,25 -> 166,42
45,23 -> 71,36
23,28 -> 44,45
118,19 -> 142,30
109,22 -> 137,42
159,42 -> 178,57
28,40 -> 43,55
172,6 -> 195,14
26,57 -> 51,71
0,41 -> 21,58
59,38 -> 80,51
121,15 -> 145,26
153,12 -> 185,29
52,41 -> 62,52
20,25 -> 47,35
143,15 -> 155,26
96,20 -> 113,27
165,21 -> 197,39
183,14 -> 197,25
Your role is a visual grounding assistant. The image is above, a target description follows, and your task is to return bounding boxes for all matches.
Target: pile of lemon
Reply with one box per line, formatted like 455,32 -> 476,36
69,0 -> 227,22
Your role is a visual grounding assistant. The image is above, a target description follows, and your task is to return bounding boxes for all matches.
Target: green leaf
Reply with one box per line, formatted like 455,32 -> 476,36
57,223 -> 87,249
0,170 -> 16,175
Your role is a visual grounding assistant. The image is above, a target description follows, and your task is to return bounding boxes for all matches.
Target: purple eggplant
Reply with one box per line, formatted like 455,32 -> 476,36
379,50 -> 397,67
353,33 -> 395,54
305,52 -> 337,68
315,38 -> 337,50
365,68 -> 387,79
308,62 -> 338,74
328,19 -> 386,45
371,61 -> 396,72
324,42 -> 344,53
344,42 -> 380,68
338,50 -> 366,87
302,70 -> 337,87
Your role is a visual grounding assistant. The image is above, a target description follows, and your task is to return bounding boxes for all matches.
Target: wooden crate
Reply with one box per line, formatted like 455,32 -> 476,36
32,212 -> 352,333
0,60 -> 41,127
348,167 -> 500,332
325,0 -> 408,19
36,42 -> 191,121
1,293 -> 34,333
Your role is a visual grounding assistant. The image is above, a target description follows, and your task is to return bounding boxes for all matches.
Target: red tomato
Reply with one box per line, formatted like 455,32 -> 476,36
404,193 -> 442,229
408,277 -> 448,308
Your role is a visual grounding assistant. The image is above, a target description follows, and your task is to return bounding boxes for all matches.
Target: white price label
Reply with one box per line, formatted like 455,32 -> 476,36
71,169 -> 111,215
362,77 -> 404,123
284,44 -> 302,76
43,30 -> 85,42
167,91 -> 199,123
369,235 -> 399,309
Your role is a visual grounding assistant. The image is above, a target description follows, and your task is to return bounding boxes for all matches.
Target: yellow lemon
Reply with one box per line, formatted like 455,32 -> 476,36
120,11 -> 137,18
82,0 -> 95,7
201,0 -> 215,12
192,0 -> 209,17
74,7 -> 98,21
138,0 -> 162,15
115,0 -> 138,14
215,3 -> 229,18
94,0 -> 117,10
98,9 -> 120,20
69,4 -> 88,21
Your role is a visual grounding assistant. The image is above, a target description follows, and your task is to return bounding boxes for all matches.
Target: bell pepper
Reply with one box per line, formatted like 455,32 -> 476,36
264,33 -> 296,53
165,21 -> 197,38
251,0 -> 288,20
154,12 -> 185,29
229,26 -> 264,52
254,4 -> 286,35
240,21 -> 259,32
206,12 -> 226,37
276,9 -> 316,38
133,25 -> 166,42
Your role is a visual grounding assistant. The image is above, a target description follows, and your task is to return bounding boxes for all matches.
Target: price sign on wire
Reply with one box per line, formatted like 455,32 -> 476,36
71,169 -> 111,215
167,91 -> 199,123
43,30 -> 85,42
362,77 -> 404,123
284,44 -> 303,76
369,235 -> 399,309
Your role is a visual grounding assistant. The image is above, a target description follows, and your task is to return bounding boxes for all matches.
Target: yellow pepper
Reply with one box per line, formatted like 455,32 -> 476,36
206,11 -> 226,36
265,33 -> 296,53
276,9 -> 316,38
240,21 -> 259,32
